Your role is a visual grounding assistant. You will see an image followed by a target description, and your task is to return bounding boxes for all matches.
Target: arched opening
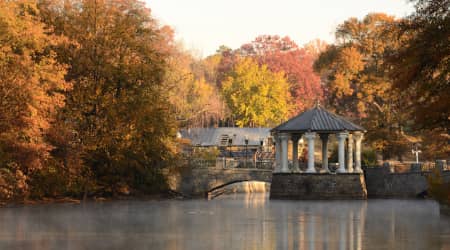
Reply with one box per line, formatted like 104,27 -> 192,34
207,180 -> 271,200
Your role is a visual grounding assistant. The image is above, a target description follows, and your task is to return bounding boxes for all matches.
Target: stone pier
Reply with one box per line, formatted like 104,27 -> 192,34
270,173 -> 367,200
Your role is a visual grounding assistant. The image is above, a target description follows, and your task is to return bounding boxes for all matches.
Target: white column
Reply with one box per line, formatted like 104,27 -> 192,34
347,133 -> 354,173
305,132 -> 316,173
292,134 -> 301,173
280,133 -> 290,173
354,132 -> 364,173
336,132 -> 348,173
320,134 -> 329,173
274,134 -> 281,173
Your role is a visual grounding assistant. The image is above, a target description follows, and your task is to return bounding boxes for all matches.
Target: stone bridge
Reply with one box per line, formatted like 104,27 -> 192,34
163,161 -> 449,199
164,167 -> 272,197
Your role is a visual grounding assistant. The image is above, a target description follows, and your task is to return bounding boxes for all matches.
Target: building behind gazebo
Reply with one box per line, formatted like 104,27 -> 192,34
179,127 -> 274,168
270,104 -> 368,199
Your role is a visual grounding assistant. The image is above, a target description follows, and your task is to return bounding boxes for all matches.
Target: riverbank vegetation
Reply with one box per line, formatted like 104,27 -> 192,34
0,0 -> 448,203
427,169 -> 450,206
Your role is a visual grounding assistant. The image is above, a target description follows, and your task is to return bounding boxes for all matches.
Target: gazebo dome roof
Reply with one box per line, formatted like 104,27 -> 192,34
272,105 -> 365,133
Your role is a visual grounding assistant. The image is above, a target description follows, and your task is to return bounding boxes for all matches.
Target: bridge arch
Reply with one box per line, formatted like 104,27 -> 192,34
207,179 -> 271,199
166,167 -> 273,198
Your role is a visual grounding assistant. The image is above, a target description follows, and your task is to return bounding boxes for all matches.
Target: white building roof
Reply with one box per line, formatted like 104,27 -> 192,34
180,127 -> 271,147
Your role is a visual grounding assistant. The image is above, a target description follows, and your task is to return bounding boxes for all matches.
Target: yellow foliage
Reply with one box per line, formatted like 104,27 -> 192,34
221,58 -> 291,127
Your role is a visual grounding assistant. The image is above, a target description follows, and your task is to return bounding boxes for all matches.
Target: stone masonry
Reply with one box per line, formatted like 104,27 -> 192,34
164,167 -> 272,197
270,173 -> 367,200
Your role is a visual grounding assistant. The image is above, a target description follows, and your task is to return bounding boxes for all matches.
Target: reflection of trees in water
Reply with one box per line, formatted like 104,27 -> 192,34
0,200 -> 448,250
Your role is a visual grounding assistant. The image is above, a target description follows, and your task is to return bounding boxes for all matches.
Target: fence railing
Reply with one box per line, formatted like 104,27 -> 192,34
187,157 -> 274,170
187,159 -> 448,172
364,160 -> 447,173
187,159 -> 217,168
421,162 -> 436,172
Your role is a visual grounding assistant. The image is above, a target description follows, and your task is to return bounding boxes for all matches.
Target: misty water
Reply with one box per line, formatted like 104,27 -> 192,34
0,193 -> 449,250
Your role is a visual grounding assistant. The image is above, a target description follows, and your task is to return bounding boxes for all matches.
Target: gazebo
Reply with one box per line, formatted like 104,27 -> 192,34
271,103 -> 365,174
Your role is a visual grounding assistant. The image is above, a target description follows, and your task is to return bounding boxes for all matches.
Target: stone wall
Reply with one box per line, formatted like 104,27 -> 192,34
270,173 -> 367,200
163,163 -> 450,199
440,203 -> 450,216
364,166 -> 450,198
163,167 -> 272,197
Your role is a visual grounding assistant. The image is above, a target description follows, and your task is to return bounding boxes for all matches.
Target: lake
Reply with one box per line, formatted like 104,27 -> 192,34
0,194 -> 449,250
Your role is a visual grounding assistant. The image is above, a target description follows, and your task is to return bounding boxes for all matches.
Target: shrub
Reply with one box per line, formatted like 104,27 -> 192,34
362,149 -> 377,167
0,164 -> 28,201
427,168 -> 450,205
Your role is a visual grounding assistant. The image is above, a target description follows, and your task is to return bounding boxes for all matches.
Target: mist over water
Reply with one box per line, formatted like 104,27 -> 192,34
0,195 -> 449,250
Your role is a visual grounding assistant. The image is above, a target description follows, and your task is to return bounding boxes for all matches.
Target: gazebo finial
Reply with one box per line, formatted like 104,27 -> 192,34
315,99 -> 321,108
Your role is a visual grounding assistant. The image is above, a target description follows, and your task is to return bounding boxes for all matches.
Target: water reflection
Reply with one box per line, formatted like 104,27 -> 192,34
269,199 -> 370,250
0,196 -> 448,250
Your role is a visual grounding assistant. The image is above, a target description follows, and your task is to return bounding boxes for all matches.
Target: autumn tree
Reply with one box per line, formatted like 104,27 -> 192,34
216,45 -> 240,88
314,13 -> 412,159
221,58 -> 291,127
239,35 -> 323,113
386,0 -> 450,158
0,0 -> 69,199
388,0 -> 449,131
39,0 -> 177,195
165,45 -> 226,128
304,39 -> 329,58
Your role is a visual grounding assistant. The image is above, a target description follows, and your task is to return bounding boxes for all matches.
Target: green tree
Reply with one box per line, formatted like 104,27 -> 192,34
221,58 -> 291,127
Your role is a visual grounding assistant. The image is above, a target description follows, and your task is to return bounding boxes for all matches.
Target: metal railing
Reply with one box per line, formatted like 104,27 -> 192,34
421,162 -> 436,172
187,159 -> 217,168
187,157 -> 273,170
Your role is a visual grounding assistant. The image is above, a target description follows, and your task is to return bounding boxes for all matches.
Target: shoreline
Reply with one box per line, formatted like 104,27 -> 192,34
0,191 -> 185,208
0,194 -> 442,208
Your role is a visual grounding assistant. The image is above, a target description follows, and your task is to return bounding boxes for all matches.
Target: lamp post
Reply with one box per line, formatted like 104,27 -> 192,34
225,136 -> 233,169
258,138 -> 264,168
272,138 -> 277,171
228,137 -> 233,158
412,143 -> 421,164
244,135 -> 249,168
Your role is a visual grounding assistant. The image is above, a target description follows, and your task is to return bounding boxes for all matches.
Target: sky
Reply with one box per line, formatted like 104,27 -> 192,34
145,0 -> 415,57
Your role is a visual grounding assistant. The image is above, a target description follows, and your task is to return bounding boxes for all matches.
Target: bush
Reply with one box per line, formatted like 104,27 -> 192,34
29,165 -> 69,199
362,149 -> 377,167
0,163 -> 28,201
427,168 -> 450,205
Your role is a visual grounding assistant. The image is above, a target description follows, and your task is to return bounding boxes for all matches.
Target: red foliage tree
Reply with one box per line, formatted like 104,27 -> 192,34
239,35 -> 324,113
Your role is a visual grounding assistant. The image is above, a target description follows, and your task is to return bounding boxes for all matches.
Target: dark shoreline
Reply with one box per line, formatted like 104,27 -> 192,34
0,191 -> 186,208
